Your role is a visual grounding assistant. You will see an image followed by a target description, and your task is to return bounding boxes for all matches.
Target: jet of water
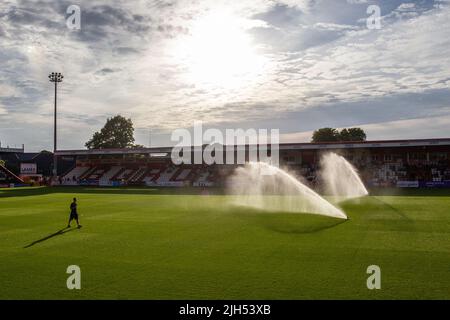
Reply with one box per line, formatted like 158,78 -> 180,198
227,162 -> 347,220
319,152 -> 369,200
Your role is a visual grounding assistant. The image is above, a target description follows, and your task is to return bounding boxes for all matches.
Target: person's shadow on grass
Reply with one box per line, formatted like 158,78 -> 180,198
24,227 -> 79,248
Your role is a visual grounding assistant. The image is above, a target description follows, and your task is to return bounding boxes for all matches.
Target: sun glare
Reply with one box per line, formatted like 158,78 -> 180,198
172,9 -> 266,89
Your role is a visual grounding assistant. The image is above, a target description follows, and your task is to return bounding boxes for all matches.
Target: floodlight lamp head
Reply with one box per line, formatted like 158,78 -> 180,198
49,72 -> 64,83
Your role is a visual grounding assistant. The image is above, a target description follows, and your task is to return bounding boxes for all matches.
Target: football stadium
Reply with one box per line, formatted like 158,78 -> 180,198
1,0 -> 450,306
1,138 -> 449,299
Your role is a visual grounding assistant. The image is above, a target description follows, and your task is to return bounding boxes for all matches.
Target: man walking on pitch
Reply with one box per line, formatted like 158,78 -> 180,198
68,197 -> 82,228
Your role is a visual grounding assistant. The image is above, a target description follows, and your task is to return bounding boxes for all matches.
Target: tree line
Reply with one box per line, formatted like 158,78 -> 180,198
311,127 -> 367,143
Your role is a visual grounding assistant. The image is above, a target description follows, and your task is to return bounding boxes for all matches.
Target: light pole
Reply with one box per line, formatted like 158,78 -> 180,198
48,72 -> 63,180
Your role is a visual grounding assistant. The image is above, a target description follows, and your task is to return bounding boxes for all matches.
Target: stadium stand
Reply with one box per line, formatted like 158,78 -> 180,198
37,138 -> 450,189
99,166 -> 123,186
62,166 -> 90,185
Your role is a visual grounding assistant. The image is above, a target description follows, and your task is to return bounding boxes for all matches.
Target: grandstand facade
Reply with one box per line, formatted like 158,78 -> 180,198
0,148 -> 54,186
55,138 -> 450,189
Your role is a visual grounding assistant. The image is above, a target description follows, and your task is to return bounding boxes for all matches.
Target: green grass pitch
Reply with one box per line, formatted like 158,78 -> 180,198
0,187 -> 449,299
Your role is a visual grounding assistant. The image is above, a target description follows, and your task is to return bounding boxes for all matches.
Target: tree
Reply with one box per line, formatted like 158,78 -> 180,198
85,115 -> 136,149
312,127 -> 367,143
339,128 -> 351,141
341,127 -> 366,142
312,128 -> 340,143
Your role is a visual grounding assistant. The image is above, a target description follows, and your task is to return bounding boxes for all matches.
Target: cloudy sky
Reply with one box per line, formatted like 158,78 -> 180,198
0,0 -> 449,151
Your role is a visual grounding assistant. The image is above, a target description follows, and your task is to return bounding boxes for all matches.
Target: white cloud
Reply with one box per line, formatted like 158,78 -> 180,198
397,3 -> 416,11
261,4 -> 450,109
1,0 -> 450,150
0,83 -> 19,97
280,130 -> 312,143
313,22 -> 359,31
361,115 -> 450,140
274,0 -> 314,12
346,0 -> 368,4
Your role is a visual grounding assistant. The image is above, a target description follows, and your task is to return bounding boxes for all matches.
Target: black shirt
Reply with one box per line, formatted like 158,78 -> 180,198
70,202 -> 77,214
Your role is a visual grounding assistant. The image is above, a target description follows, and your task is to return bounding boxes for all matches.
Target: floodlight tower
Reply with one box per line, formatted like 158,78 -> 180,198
48,72 -> 64,179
